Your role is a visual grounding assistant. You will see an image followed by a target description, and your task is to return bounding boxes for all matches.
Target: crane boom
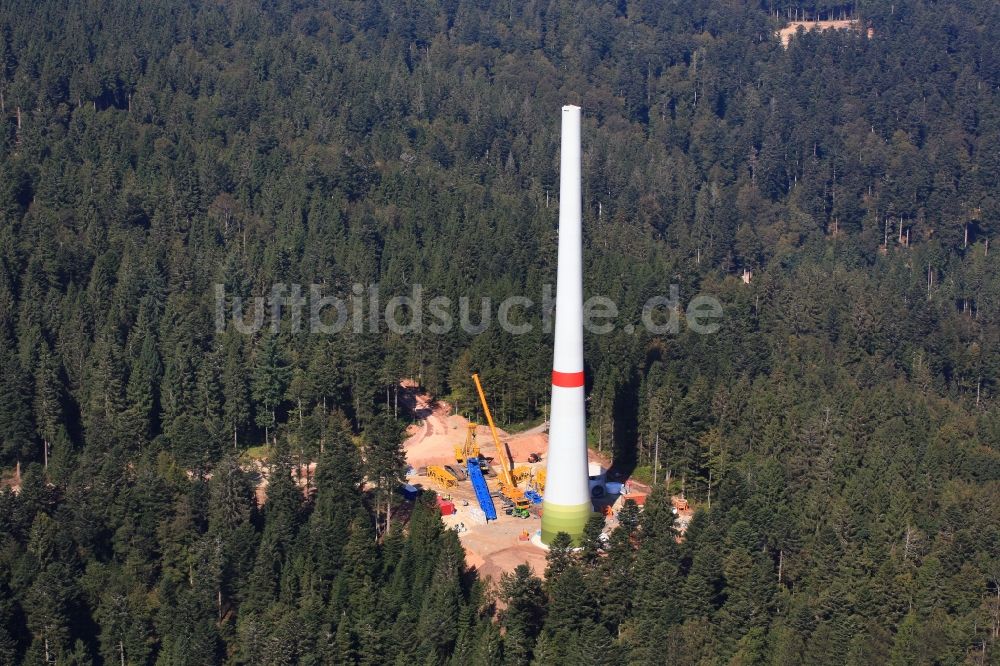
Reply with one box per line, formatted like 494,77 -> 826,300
471,373 -> 517,492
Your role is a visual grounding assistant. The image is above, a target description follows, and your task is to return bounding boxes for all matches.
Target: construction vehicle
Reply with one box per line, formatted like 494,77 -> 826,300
534,468 -> 546,493
472,373 -> 533,518
426,465 -> 458,489
454,423 -> 480,464
523,468 -> 544,505
512,465 -> 533,484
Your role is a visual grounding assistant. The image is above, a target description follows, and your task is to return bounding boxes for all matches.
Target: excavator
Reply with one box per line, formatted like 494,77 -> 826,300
472,373 -> 533,518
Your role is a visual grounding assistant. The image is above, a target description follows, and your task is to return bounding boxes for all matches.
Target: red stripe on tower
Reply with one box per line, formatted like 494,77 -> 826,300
551,370 -> 585,388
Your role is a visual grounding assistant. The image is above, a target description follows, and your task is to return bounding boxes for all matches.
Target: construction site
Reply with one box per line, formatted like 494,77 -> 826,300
398,377 -> 690,581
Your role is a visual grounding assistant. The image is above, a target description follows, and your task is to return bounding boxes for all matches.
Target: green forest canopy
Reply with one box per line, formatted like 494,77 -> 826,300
0,0 -> 999,663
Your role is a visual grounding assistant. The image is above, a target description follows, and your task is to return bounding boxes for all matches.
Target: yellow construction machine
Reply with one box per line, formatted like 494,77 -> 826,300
426,465 -> 458,489
454,423 -> 480,464
472,373 -> 533,518
534,468 -> 546,493
512,465 -> 533,484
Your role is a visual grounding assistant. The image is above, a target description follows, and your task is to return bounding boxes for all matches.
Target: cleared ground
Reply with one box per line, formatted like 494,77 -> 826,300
401,382 -> 551,580
777,19 -> 860,47
401,382 -> 635,582
409,466 -> 549,581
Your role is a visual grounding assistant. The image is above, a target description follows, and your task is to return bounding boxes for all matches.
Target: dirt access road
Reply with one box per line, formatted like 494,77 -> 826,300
399,382 -> 549,469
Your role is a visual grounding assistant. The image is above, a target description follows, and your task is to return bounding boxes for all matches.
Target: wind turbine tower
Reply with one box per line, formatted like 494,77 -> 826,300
540,105 -> 593,545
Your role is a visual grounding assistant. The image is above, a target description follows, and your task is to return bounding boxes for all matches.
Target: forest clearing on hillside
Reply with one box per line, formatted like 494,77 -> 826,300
0,0 -> 999,663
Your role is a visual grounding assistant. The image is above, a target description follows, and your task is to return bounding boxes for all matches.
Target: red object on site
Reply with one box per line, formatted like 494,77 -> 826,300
629,493 -> 647,506
437,498 -> 456,516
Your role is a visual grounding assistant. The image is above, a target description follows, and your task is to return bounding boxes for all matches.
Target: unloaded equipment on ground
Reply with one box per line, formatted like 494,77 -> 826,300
426,465 -> 458,489
472,373 -> 534,518
466,455 -> 497,521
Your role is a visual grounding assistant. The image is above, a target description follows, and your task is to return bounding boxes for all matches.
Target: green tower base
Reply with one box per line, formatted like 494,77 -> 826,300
540,501 -> 593,545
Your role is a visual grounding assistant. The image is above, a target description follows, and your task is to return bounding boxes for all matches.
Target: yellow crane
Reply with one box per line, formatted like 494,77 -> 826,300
472,373 -> 532,517
454,423 -> 480,464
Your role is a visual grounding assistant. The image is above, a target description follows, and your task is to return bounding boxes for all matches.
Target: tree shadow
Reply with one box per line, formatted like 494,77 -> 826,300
397,382 -> 433,420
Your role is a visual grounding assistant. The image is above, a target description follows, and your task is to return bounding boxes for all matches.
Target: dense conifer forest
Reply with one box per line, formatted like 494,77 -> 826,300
0,0 -> 999,663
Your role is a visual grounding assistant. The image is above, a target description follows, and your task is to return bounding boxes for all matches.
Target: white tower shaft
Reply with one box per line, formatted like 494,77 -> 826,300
541,105 -> 592,545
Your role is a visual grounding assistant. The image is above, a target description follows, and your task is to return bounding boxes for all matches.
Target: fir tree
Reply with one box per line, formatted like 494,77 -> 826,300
498,564 -> 545,666
252,334 -> 289,446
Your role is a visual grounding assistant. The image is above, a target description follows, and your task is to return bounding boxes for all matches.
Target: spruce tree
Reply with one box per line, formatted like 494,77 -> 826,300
363,410 -> 406,537
543,532 -> 573,583
308,425 -> 364,586
579,515 -> 606,568
252,334 -> 289,446
222,337 -> 251,451
498,564 -> 545,666
0,349 -> 37,462
33,344 -> 63,468
123,329 -> 160,447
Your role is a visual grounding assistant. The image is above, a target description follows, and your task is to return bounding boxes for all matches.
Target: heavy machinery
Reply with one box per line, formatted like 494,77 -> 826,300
454,423 -> 480,465
512,465 -> 533,484
472,373 -> 533,518
426,465 -> 458,489
524,468 -> 545,505
467,455 -> 497,521
534,468 -> 546,493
